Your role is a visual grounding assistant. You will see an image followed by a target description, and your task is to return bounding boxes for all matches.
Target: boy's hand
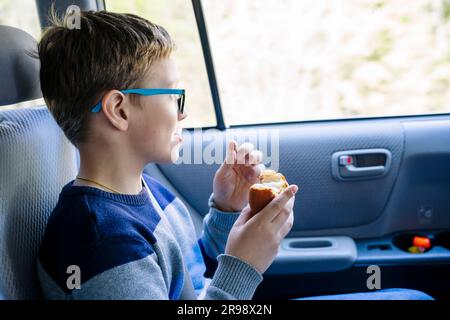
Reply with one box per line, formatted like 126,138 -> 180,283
225,185 -> 298,273
212,140 -> 265,212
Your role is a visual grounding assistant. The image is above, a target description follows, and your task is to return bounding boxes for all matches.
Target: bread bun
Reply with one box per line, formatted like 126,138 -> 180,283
249,170 -> 289,213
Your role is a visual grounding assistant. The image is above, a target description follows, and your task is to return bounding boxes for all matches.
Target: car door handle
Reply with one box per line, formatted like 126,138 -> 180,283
331,148 -> 392,181
341,163 -> 386,178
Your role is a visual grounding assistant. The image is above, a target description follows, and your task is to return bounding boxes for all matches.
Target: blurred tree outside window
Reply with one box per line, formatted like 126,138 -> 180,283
203,0 -> 450,125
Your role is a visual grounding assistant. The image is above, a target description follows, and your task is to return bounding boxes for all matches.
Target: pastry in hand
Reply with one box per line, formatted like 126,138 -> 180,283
249,170 -> 289,213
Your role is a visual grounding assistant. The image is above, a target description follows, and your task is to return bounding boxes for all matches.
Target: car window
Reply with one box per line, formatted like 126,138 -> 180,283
203,0 -> 450,126
106,0 -> 217,129
0,0 -> 40,39
0,0 -> 44,110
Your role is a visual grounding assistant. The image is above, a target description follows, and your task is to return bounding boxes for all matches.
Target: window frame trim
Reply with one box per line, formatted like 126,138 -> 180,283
191,0 -> 227,130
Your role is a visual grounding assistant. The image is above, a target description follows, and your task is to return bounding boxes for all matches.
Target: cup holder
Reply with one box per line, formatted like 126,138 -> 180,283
393,233 -> 433,253
434,232 -> 450,250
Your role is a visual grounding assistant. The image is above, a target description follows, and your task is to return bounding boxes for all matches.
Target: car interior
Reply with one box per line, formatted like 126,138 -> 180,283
0,0 -> 449,300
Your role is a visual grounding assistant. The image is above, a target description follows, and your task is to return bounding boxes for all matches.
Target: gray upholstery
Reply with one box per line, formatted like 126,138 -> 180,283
0,23 -> 78,300
0,107 -> 78,299
0,25 -> 41,106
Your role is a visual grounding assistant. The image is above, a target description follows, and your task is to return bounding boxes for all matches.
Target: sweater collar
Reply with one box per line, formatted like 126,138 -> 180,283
61,179 -> 151,206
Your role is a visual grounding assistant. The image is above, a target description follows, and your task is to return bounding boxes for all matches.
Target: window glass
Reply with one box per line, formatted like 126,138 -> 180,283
0,0 -> 41,39
106,0 -> 216,128
0,0 -> 44,110
203,0 -> 450,125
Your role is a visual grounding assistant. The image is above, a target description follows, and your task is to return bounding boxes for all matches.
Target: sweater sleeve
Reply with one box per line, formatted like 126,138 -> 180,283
198,193 -> 242,277
203,254 -> 263,300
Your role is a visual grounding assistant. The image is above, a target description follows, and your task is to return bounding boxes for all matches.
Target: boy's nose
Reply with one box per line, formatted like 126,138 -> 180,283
178,112 -> 187,121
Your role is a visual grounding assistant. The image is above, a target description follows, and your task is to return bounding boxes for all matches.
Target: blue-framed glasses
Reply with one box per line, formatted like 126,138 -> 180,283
91,88 -> 186,114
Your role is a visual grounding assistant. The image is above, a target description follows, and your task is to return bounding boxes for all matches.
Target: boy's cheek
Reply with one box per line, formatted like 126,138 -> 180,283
144,132 -> 175,162
130,110 -> 177,160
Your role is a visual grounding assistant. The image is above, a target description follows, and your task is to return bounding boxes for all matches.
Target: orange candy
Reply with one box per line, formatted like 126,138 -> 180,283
412,236 -> 431,249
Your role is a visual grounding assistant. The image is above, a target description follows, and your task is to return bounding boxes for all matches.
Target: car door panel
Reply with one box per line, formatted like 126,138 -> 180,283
156,118 -> 404,231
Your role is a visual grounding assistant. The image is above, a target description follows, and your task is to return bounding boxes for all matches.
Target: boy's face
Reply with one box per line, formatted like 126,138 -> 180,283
128,56 -> 187,164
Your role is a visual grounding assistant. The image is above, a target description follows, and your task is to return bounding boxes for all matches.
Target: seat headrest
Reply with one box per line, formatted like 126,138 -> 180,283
0,25 -> 41,106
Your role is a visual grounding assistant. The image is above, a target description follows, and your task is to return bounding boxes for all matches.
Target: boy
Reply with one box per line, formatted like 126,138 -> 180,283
37,10 -> 297,300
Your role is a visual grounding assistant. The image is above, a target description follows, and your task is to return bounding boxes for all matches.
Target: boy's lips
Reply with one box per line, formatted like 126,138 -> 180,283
173,133 -> 183,144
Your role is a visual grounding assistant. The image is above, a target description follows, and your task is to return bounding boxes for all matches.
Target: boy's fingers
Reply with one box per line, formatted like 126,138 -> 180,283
278,212 -> 294,240
258,184 -> 298,221
236,143 -> 255,165
234,205 -> 253,226
248,150 -> 263,166
248,163 -> 266,184
272,199 -> 295,229
225,140 -> 237,165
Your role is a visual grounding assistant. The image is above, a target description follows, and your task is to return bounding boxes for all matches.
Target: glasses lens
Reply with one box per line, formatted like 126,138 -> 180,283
177,93 -> 185,115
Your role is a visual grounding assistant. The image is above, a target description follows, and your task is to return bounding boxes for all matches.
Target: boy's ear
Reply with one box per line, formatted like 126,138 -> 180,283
100,90 -> 130,131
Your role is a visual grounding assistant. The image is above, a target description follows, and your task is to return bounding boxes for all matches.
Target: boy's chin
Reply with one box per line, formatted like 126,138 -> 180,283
169,153 -> 180,163
169,146 -> 181,163
150,145 -> 181,164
